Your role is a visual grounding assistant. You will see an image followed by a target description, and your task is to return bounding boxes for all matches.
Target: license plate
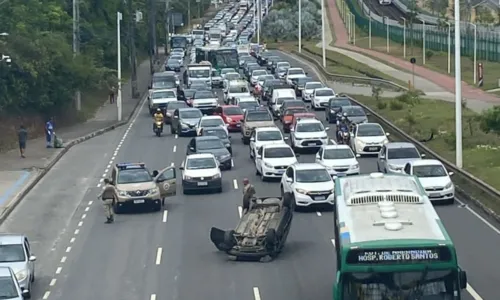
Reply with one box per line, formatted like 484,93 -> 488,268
429,193 -> 441,197
368,147 -> 378,151
336,173 -> 346,177
134,199 -> 145,204
277,170 -> 285,174
315,196 -> 326,200
197,182 -> 208,186
308,143 -> 316,146
236,124 -> 240,127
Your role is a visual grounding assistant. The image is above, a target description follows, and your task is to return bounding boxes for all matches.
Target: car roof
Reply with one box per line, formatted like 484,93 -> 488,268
255,126 -> 280,132
385,142 -> 416,149
293,163 -> 326,170
152,89 -> 176,93
296,118 -> 321,124
288,67 -> 304,70
200,115 -> 222,120
0,234 -> 25,245
262,143 -> 291,150
221,105 -> 239,108
178,108 -> 201,113
0,267 -> 13,277
195,136 -> 220,141
322,144 -> 352,150
315,87 -> 333,91
410,159 -> 444,167
358,122 -> 382,128
186,153 -> 216,159
305,81 -> 322,85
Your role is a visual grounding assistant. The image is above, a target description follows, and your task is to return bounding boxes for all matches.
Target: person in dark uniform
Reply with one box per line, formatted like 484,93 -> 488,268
17,125 -> 27,158
242,178 -> 256,213
98,179 -> 115,223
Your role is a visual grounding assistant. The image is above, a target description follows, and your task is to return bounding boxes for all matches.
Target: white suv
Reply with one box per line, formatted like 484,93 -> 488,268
315,144 -> 360,176
312,87 -> 336,110
290,118 -> 330,151
249,126 -> 286,159
280,163 -> 335,209
196,115 -> 228,135
255,144 -> 298,181
180,153 -> 222,194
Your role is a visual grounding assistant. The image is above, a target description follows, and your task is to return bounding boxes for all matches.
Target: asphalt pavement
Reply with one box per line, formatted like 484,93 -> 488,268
1,51 -> 499,300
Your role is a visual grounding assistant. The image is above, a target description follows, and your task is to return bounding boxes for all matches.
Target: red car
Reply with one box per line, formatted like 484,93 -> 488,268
290,112 -> 317,132
282,107 -> 309,133
214,105 -> 244,132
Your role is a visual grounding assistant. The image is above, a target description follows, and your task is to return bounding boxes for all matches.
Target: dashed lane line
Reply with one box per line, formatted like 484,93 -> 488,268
331,239 -> 335,248
316,211 -> 322,216
163,210 -> 168,223
238,206 -> 243,218
253,287 -> 262,300
49,278 -> 56,286
150,294 -> 157,300
42,291 -> 50,299
155,247 -> 163,265
173,145 -> 177,152
233,179 -> 238,189
467,284 -> 483,300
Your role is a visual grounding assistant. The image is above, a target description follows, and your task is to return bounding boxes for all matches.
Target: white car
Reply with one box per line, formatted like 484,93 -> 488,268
171,48 -> 185,58
257,74 -> 274,87
250,69 -> 268,86
312,87 -> 336,110
302,82 -> 324,102
233,95 -> 256,105
249,126 -> 287,159
148,89 -> 177,114
255,144 -> 298,181
290,118 -> 330,151
180,153 -> 222,194
315,144 -> 360,177
195,115 -> 228,135
222,73 -> 242,92
403,159 -> 455,204
350,123 -> 389,155
280,163 -> 335,208
285,68 -> 307,85
225,81 -> 251,103
221,68 -> 237,78
192,90 -> 218,112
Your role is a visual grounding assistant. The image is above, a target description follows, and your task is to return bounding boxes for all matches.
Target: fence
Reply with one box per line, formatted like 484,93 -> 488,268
341,0 -> 500,62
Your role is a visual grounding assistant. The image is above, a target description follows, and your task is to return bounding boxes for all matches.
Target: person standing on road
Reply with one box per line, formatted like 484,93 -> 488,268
109,86 -> 116,104
45,118 -> 54,148
242,178 -> 256,213
17,125 -> 27,158
98,179 -> 115,223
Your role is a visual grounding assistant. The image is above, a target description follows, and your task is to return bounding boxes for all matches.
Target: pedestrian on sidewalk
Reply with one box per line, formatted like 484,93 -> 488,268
45,118 -> 54,148
109,86 -> 116,104
17,125 -> 27,158
98,179 -> 115,224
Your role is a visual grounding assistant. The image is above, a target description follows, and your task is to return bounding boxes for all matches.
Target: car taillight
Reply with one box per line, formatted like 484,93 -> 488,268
226,117 -> 233,122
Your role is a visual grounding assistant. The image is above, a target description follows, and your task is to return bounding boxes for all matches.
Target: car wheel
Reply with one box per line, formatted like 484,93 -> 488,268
113,203 -> 121,214
183,188 -> 189,195
216,186 -> 223,193
265,229 -> 277,251
153,203 -> 162,212
170,125 -> 175,134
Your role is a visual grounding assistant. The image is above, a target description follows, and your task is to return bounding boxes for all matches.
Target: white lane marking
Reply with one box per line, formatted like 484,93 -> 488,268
81,214 -> 86,219
78,221 -> 83,227
231,159 -> 234,167
84,207 -> 89,212
104,168 -> 109,173
150,294 -> 157,300
467,284 -> 483,300
253,287 -> 261,300
97,183 -> 101,188
238,206 -> 243,218
55,267 -> 62,274
70,237 -> 75,243
173,145 -> 177,152
163,210 -> 168,223
233,179 -> 238,189
60,256 -> 67,263
175,134 -> 178,139
49,278 -> 56,286
74,229 -> 80,235
331,239 -> 335,248
155,247 -> 163,265
65,247 -> 71,253
88,200 -> 93,205
181,161 -> 184,168
107,164 -> 111,168
171,162 -> 174,167
316,211 -> 322,216
456,198 -> 500,235
42,291 -> 51,299
99,178 -> 104,182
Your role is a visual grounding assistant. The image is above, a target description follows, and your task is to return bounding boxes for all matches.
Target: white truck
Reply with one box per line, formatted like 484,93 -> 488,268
185,63 -> 212,89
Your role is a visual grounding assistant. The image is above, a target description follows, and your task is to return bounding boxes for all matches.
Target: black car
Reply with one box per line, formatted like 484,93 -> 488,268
261,79 -> 282,102
257,52 -> 275,66
186,136 -> 232,170
165,58 -> 182,72
266,84 -> 293,107
293,77 -> 314,96
182,89 -> 196,102
325,97 -> 353,123
265,56 -> 281,70
200,127 -> 232,154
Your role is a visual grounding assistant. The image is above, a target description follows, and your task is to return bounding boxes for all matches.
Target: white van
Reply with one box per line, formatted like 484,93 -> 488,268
271,89 -> 296,117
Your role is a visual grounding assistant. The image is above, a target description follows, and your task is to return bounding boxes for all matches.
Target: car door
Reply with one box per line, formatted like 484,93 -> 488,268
315,147 -> 324,164
155,166 -> 177,197
24,238 -> 35,275
255,146 -> 264,172
378,146 -> 387,171
282,167 -> 294,192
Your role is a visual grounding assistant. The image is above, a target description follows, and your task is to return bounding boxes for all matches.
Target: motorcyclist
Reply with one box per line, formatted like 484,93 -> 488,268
153,108 -> 164,131
253,84 -> 262,99
336,113 -> 351,143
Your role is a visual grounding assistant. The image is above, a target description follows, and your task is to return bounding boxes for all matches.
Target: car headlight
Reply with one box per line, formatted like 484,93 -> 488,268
220,154 -> 231,160
264,162 -> 273,168
351,164 -> 359,169
356,139 -> 365,146
181,122 -> 189,128
118,190 -> 128,197
383,138 -> 389,144
226,117 -> 233,122
184,175 -> 192,180
295,137 -> 303,140
389,164 -> 401,170
295,188 -> 308,194
166,112 -> 172,117
149,187 -> 159,194
213,173 -> 221,179
321,135 -> 328,139
15,270 -> 28,282
445,181 -> 453,189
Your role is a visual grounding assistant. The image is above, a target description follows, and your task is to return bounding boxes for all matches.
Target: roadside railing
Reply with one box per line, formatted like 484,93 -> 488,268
284,49 -> 500,221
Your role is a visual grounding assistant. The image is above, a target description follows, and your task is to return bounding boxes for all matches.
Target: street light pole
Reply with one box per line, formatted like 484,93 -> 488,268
385,16 -> 389,53
298,0 -> 302,52
73,0 -> 81,111
445,21 -> 451,74
423,20 -> 426,65
117,12 -> 123,122
454,0 -> 463,168
369,13 -> 372,49
401,17 -> 406,58
257,0 -> 261,44
471,22 -> 477,84
321,0 -> 326,67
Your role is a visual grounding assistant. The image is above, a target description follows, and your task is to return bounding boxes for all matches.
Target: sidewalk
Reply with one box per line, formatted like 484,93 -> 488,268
321,0 -> 499,113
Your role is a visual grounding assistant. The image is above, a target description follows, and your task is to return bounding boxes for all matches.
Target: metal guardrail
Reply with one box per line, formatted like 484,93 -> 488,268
286,49 -> 500,222
291,49 -> 408,92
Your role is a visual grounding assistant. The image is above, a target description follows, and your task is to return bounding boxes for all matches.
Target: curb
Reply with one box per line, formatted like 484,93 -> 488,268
0,71 -> 152,224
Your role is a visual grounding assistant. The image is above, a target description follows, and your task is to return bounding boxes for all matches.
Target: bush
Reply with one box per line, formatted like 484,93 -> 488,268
479,106 -> 500,133
377,101 -> 388,110
389,100 -> 403,110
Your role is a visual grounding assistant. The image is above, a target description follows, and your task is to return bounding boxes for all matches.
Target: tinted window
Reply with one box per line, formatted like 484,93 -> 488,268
277,62 -> 290,68
203,129 -> 228,139
256,130 -> 282,141
186,157 -> 217,169
0,244 -> 25,263
225,73 -> 241,80
200,118 -> 224,127
288,69 -> 304,75
117,169 -> 152,184
152,91 -> 176,99
180,110 -> 202,119
343,106 -> 366,116
297,77 -> 313,84
184,90 -> 196,99
264,147 -> 294,158
330,98 -> 351,107
0,276 -> 19,298
387,147 -> 420,159
316,89 -> 335,97
285,108 -> 307,115
324,148 -> 354,159
194,91 -> 214,99
167,59 -> 180,65
357,125 -> 385,137
188,69 -> 210,78
229,85 -> 249,93
246,111 -> 272,121
197,139 -> 224,150
152,77 -> 176,89
252,70 -> 267,76
258,75 -> 274,81
223,106 -> 243,115
413,165 -> 447,177
264,80 -> 281,87
239,102 -> 259,110
276,97 -> 295,104
296,169 -> 331,183
166,102 -> 187,110
306,83 -> 323,89
296,122 -> 324,132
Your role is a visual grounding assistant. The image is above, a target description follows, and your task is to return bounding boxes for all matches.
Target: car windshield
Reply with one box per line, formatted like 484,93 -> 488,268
203,129 -> 228,139
221,68 -> 236,74
252,70 -> 267,77
0,276 -> 19,299
197,139 -> 224,150
180,110 -> 202,119
264,147 -> 294,158
229,85 -> 249,93
316,89 -> 335,97
297,77 -> 312,85
264,80 -> 281,87
186,157 -> 217,169
246,111 -> 272,121
257,130 -> 282,141
276,97 -> 295,104
387,147 -> 420,159
188,69 -> 210,78
152,78 -> 176,89
0,245 -> 25,263
296,122 -> 324,132
306,83 -> 323,90
201,118 -> 224,127
258,75 -> 274,81
183,90 -> 196,99
225,73 -> 240,80
324,148 -> 354,159
330,98 -> 351,107
152,91 -> 176,99
167,59 -> 180,65
277,62 -> 290,68
117,169 -> 152,184
357,125 -> 385,137
239,102 -> 259,110
285,108 -> 307,115
166,102 -> 187,110
288,69 -> 304,75
223,106 -> 243,115
343,106 -> 365,116
413,165 -> 448,177
194,91 -> 214,99
296,169 -> 331,183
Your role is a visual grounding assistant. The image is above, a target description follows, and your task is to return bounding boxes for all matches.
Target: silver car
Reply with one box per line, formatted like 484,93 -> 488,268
0,267 -> 29,299
0,235 -> 36,298
377,142 -> 425,173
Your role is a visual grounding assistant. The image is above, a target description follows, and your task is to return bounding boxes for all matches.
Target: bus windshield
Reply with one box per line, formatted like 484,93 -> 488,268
170,37 -> 187,49
210,49 -> 239,69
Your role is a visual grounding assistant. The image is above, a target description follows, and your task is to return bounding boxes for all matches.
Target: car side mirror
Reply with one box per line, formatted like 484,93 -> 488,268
448,171 -> 454,176
250,137 -> 255,142
366,112 -> 371,116
380,155 -> 385,160
315,153 -> 320,159
22,289 -> 30,298
284,136 -> 289,140
152,170 -> 159,177
290,128 -> 294,132
148,85 -> 152,89
174,115 -> 179,119
356,154 -> 361,157
421,153 -> 426,157
189,147 -> 195,151
256,155 -> 262,159
325,127 -> 330,131
386,132 -> 390,136
179,166 -> 184,170
29,255 -> 36,262
350,133 -> 354,137
286,177 -> 293,183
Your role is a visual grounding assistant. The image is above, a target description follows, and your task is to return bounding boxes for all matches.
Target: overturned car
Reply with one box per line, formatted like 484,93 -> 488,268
210,196 -> 293,262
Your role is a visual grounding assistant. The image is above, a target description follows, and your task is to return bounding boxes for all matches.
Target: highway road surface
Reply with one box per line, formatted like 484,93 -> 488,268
0,51 -> 498,300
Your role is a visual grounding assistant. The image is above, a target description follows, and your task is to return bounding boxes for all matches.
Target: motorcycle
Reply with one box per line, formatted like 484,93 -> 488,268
154,121 -> 163,137
338,127 -> 350,145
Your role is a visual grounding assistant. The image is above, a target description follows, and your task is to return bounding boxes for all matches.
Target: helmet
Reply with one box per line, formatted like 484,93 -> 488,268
343,112 -> 348,117
157,108 -> 161,112
242,178 -> 250,185
341,116 -> 346,121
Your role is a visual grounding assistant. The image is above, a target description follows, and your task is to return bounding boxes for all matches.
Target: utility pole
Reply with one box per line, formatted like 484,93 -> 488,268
188,0 -> 191,29
148,0 -> 155,74
165,0 -> 170,55
73,0 -> 81,111
128,0 -> 139,98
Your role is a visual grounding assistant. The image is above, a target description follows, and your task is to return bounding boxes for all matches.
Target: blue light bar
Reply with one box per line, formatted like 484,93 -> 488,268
116,163 -> 145,170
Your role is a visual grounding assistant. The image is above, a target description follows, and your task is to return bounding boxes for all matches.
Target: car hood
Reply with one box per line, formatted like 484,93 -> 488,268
294,181 -> 334,192
356,136 -> 388,144
228,92 -> 250,98
184,168 -> 220,177
181,118 -> 201,126
0,262 -> 27,276
349,116 -> 368,124
321,158 -> 358,168
193,98 -> 218,103
197,148 -> 230,159
304,89 -> 315,94
387,158 -> 421,168
255,140 -> 286,148
315,95 -> 334,101
294,131 -> 327,139
417,176 -> 451,188
288,74 -> 306,79
264,157 -> 297,166
116,182 -> 157,191
246,121 -> 275,128
151,98 -> 177,104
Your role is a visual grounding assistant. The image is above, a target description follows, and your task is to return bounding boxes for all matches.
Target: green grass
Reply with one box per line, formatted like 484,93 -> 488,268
353,92 -> 500,214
